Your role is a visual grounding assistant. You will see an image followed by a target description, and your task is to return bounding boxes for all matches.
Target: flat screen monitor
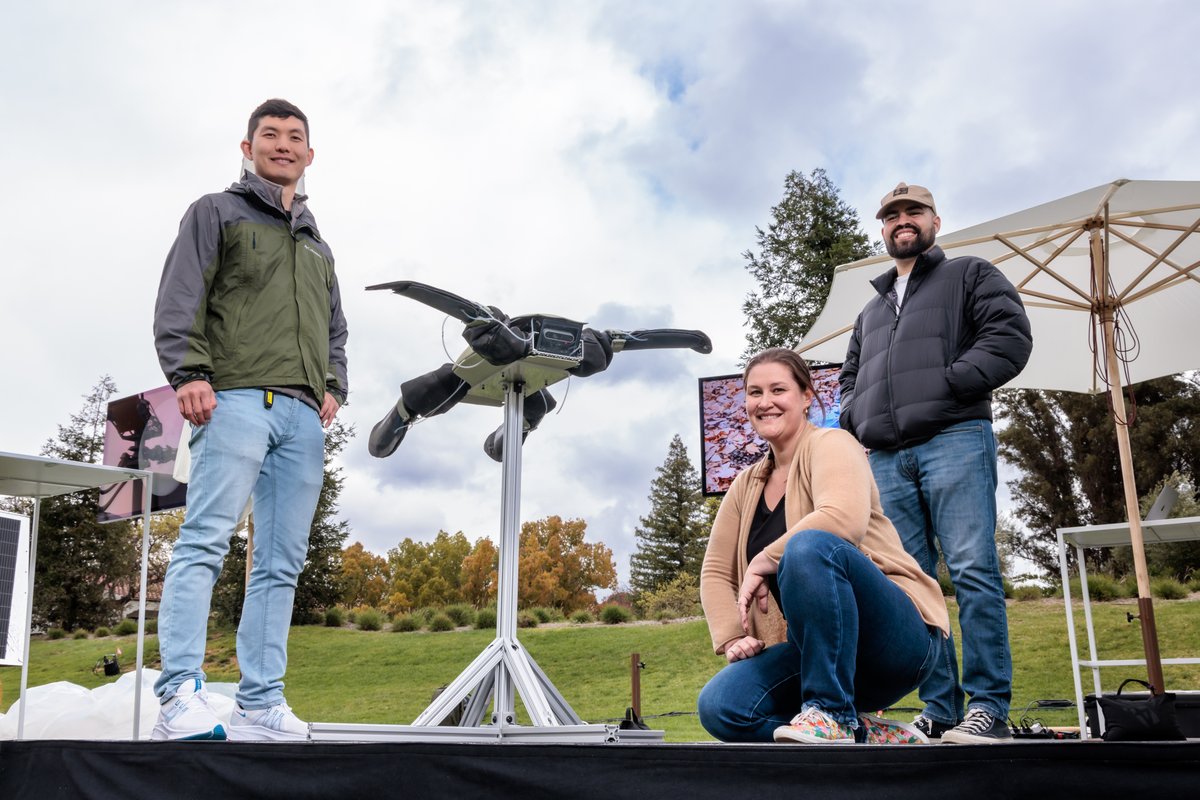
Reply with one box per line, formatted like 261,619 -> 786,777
98,385 -> 188,522
698,364 -> 842,496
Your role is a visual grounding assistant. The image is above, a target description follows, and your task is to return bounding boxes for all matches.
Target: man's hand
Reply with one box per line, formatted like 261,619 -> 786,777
320,393 -> 341,427
177,381 -> 217,426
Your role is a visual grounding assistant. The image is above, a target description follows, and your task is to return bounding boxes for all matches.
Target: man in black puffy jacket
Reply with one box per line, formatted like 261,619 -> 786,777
839,183 -> 1032,743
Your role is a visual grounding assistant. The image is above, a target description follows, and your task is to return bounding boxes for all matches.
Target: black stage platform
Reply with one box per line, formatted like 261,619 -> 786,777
2,740 -> 1199,799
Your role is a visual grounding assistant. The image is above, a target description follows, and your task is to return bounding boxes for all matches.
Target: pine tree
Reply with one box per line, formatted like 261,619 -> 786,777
741,168 -> 878,361
31,376 -> 139,630
629,435 -> 707,594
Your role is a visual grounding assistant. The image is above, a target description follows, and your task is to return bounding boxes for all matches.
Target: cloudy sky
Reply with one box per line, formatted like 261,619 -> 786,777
3,1 -> 1198,585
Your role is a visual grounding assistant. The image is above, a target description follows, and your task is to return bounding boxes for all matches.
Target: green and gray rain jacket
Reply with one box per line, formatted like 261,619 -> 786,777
153,171 -> 348,406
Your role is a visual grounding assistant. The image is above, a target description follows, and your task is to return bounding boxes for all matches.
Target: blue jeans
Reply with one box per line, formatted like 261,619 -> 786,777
155,389 -> 324,710
868,419 -> 1011,724
697,530 -> 940,742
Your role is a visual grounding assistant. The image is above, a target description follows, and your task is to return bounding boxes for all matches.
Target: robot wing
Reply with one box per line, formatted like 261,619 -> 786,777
606,329 -> 713,355
366,280 -> 493,324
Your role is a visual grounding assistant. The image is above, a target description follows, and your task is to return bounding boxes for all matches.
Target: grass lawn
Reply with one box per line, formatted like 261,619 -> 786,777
3,597 -> 1198,741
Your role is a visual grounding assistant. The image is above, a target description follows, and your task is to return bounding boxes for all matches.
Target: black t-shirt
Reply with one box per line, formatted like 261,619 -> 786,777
745,491 -> 787,612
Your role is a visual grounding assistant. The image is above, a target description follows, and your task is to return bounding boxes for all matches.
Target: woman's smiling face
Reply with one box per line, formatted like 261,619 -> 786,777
745,361 -> 813,447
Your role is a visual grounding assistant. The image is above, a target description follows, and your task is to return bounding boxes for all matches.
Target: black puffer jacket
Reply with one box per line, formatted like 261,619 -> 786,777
839,245 -> 1032,450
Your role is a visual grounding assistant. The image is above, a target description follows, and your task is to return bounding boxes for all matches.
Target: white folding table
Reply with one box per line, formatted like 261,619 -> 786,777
1057,516 -> 1200,738
0,451 -> 152,739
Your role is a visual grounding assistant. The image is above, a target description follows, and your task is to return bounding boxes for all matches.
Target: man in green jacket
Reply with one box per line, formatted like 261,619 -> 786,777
151,98 -> 348,741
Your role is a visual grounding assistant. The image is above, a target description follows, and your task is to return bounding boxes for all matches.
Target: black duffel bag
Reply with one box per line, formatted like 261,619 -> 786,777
1099,678 -> 1186,741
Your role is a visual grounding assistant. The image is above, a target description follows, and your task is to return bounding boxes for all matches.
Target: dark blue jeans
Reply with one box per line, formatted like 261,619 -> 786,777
698,530 -> 940,742
868,419 -> 1012,724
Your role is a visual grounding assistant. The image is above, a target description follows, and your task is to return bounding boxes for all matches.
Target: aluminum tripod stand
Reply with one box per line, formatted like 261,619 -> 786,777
311,377 -> 658,742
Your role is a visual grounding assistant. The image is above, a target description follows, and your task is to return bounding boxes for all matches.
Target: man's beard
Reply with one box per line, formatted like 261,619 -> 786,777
885,225 -> 936,259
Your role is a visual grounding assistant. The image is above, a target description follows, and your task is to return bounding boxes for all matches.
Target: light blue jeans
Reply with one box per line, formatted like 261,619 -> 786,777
868,419 -> 1011,724
697,530 -> 940,742
155,389 -> 324,710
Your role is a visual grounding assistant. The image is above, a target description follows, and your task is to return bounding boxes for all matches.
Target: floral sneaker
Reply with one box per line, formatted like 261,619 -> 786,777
860,713 -> 930,745
773,706 -> 856,744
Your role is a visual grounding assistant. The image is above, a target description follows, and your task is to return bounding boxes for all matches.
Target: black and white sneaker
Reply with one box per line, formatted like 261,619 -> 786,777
911,713 -> 953,741
941,708 -> 1013,744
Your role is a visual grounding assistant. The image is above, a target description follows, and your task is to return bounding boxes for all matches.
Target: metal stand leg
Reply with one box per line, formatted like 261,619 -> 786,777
310,380 -> 653,743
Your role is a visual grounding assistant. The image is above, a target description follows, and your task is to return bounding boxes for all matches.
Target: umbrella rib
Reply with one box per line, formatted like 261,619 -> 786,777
1019,289 -> 1091,311
1108,215 -> 1200,302
1123,261 -> 1200,305
994,230 -> 1094,305
796,323 -> 854,354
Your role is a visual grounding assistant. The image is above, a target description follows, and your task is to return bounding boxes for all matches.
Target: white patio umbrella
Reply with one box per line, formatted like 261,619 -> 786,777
798,179 -> 1200,692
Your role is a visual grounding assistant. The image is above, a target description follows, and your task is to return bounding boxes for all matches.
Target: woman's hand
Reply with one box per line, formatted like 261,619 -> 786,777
736,551 -> 777,633
724,635 -> 765,663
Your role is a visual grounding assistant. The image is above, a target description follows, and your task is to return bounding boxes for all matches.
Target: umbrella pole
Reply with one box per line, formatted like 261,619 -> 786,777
1091,227 -> 1166,694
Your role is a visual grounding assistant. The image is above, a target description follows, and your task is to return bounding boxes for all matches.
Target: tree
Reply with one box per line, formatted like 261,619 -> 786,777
460,537 -> 498,607
292,419 -> 354,622
516,516 -> 617,612
629,435 -> 707,595
339,541 -> 389,608
740,168 -> 878,360
386,531 -> 473,610
995,375 -> 1200,577
31,376 -> 140,630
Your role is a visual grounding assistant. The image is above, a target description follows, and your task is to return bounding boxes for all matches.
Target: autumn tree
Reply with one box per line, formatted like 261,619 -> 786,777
460,537 -> 499,607
386,531 -> 473,611
516,516 -> 617,612
741,168 -> 878,360
629,435 -> 707,595
994,375 -> 1200,576
340,541 -> 389,608
29,376 -> 139,630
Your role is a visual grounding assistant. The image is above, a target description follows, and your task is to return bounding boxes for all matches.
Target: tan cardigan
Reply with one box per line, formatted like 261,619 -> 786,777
699,424 -> 950,655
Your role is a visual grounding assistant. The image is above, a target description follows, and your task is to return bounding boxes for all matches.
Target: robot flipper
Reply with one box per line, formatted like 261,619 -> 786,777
606,329 -> 713,355
367,280 -> 494,325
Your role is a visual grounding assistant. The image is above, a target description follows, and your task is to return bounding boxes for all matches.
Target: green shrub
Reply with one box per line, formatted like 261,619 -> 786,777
73,629 -> 90,640
94,627 -> 111,638
1012,585 -> 1044,602
324,606 -> 347,627
599,605 -> 632,625
412,607 -> 437,625
475,607 -> 497,630
113,618 -> 138,636
46,628 -> 66,640
937,573 -> 956,597
1151,577 -> 1189,600
1066,574 -> 1123,602
570,610 -> 593,624
346,608 -> 358,624
392,614 -> 421,632
444,604 -> 476,627
428,613 -> 455,632
530,607 -> 555,624
637,573 -> 702,620
145,618 -> 158,634
517,611 -> 539,628
356,607 -> 385,631
1188,576 -> 1200,594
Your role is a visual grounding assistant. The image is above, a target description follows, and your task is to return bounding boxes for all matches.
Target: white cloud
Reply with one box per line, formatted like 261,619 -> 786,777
2,1 -> 1198,586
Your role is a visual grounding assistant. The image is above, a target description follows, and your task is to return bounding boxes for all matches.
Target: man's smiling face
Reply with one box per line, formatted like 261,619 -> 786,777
240,115 -> 313,189
882,202 -> 940,260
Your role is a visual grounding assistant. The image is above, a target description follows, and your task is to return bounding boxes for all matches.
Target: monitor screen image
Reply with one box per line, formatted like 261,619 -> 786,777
98,384 -> 188,522
698,364 -> 842,496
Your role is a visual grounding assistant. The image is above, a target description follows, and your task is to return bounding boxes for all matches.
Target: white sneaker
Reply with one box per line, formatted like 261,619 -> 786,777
227,702 -> 309,741
152,678 -> 227,741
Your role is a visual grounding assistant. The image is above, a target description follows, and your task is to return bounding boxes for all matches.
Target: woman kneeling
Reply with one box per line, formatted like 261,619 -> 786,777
698,348 -> 949,744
